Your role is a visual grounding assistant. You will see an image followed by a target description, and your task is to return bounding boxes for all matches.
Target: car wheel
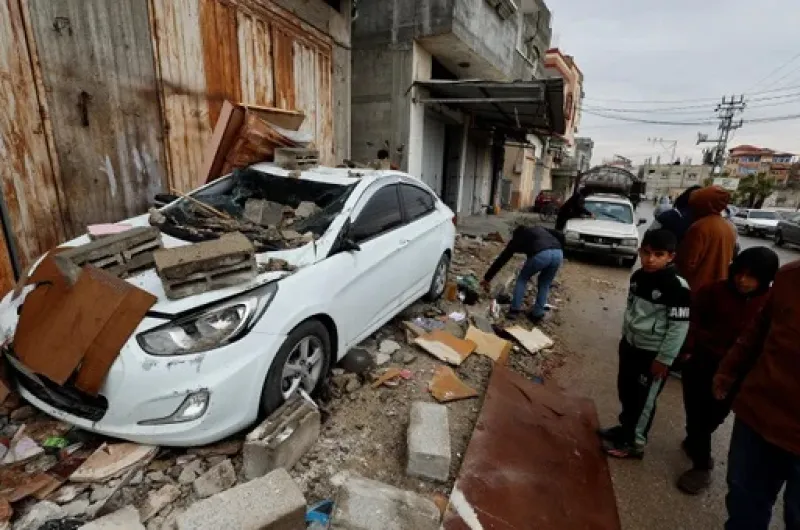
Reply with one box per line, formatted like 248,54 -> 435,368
622,257 -> 637,269
745,226 -> 752,236
259,319 -> 331,417
775,231 -> 784,246
424,253 -> 450,301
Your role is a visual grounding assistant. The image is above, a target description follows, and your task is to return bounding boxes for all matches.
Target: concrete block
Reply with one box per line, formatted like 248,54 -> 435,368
329,474 -> 440,530
177,468 -> 305,530
407,402 -> 451,482
56,226 -> 162,281
244,199 -> 287,227
243,395 -> 321,481
78,505 -> 145,529
294,201 -> 321,219
154,233 -> 256,299
192,458 -> 237,499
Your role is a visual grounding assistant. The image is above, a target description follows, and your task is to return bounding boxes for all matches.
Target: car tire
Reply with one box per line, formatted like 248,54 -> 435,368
775,231 -> 784,246
745,226 -> 752,236
259,319 -> 332,418
622,257 -> 637,269
424,253 -> 450,302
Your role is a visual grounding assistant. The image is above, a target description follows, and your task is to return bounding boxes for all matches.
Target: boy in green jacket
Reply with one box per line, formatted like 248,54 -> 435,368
600,229 -> 691,458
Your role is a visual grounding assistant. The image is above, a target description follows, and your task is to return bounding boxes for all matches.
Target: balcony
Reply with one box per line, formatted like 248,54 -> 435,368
353,0 -> 548,81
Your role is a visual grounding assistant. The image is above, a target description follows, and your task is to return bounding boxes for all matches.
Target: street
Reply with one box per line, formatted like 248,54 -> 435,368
553,204 -> 796,530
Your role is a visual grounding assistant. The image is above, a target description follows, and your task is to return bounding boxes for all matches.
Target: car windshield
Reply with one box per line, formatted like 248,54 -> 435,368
749,211 -> 778,220
584,200 -> 634,224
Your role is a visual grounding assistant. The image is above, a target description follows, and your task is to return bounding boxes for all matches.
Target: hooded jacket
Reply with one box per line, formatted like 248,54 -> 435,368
653,186 -> 701,243
717,260 -> 800,455
675,186 -> 736,291
683,247 -> 779,360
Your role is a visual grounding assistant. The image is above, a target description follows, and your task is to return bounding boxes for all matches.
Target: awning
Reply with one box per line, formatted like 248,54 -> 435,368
413,78 -> 566,137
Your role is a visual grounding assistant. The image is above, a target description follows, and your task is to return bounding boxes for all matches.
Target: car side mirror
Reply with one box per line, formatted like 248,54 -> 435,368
638,218 -> 647,226
341,237 -> 361,252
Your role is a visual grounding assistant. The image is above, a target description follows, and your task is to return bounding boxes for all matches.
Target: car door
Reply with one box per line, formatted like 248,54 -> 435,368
788,214 -> 800,245
395,183 -> 446,304
327,183 -> 409,347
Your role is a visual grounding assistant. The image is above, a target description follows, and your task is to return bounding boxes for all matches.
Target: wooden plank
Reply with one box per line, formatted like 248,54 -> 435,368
443,367 -> 621,530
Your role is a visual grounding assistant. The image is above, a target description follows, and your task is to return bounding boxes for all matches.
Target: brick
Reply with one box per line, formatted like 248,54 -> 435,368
244,199 -> 288,227
243,396 -> 320,480
329,474 -> 440,530
56,226 -> 162,281
407,402 -> 451,482
177,468 -> 305,530
154,233 -> 256,299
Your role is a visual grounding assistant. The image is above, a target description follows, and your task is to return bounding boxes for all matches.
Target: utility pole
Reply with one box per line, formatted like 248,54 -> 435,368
647,137 -> 678,164
696,95 -> 746,175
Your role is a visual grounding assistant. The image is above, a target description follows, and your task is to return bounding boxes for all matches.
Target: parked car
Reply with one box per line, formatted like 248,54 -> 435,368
0,164 -> 456,446
731,208 -> 781,238
775,212 -> 800,247
563,193 -> 647,268
533,191 -> 561,212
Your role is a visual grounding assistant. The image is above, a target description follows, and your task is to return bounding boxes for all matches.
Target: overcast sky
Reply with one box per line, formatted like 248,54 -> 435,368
552,0 -> 800,166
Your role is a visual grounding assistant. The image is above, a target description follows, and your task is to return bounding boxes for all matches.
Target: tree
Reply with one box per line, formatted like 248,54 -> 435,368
702,176 -> 714,187
735,172 -> 776,208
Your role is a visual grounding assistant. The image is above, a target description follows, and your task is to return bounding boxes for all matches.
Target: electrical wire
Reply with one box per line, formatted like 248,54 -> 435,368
583,84 -> 800,105
742,52 -> 800,94
581,91 -> 800,115
582,108 -> 800,126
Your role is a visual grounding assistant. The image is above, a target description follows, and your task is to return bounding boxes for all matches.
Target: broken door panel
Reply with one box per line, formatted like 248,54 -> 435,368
237,11 -> 275,107
28,0 -> 167,237
0,0 -> 66,271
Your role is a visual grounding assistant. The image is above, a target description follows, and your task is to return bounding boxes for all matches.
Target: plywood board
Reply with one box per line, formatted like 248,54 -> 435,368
464,326 -> 512,364
429,366 -> 478,403
414,331 -> 476,366
505,325 -> 554,354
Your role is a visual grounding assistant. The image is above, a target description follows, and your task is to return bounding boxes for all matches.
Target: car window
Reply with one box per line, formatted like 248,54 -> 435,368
583,200 -> 633,224
350,185 -> 403,242
736,212 -> 747,219
749,211 -> 778,220
792,214 -> 800,224
400,184 -> 436,222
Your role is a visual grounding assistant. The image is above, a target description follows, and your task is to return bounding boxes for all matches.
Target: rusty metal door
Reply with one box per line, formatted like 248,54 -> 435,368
0,0 -> 66,277
27,0 -> 167,237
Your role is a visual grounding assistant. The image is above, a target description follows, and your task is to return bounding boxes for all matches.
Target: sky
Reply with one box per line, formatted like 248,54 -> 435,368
551,0 -> 800,166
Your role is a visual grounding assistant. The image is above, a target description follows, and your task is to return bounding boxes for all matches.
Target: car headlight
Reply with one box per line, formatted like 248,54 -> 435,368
137,283 -> 277,356
622,238 -> 639,247
565,230 -> 580,241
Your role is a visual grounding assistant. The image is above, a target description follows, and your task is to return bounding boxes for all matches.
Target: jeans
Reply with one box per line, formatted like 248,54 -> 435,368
511,248 -> 563,317
725,418 -> 800,530
617,339 -> 666,448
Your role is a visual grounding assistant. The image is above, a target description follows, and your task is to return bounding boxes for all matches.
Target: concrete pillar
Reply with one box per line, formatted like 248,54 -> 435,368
533,136 -> 551,198
454,115 -> 471,214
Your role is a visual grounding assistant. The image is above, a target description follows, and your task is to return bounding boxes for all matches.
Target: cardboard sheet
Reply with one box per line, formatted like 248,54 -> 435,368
505,325 -> 554,354
464,326 -> 512,364
429,366 -> 479,403
414,331 -> 477,366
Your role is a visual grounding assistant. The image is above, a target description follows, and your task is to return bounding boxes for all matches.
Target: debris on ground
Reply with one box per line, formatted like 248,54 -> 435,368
504,326 -> 554,354
55,226 -> 162,281
407,402 -> 451,482
414,330 -> 476,366
428,366 -> 479,403
261,258 -> 297,273
69,444 -> 157,483
338,349 -> 375,375
464,326 -> 512,363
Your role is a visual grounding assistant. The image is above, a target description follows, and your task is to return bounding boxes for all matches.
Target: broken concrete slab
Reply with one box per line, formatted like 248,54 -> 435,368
471,314 -> 494,334
505,325 -> 554,354
330,473 -> 440,530
139,484 -> 181,522
464,326 -> 512,364
442,366 -> 621,529
70,443 -> 157,483
192,459 -> 236,498
243,199 -> 287,227
294,201 -> 321,219
154,233 -> 256,299
414,330 -> 476,366
188,440 -> 242,458
177,468 -> 305,530
14,501 -> 64,530
378,340 -> 401,355
407,402 -> 451,482
78,505 -> 145,529
428,366 -> 478,403
243,395 -> 320,481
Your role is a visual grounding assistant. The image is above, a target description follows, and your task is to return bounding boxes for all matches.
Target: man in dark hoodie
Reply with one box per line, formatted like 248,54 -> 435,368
649,185 -> 702,243
677,247 -> 779,495
675,186 -> 737,291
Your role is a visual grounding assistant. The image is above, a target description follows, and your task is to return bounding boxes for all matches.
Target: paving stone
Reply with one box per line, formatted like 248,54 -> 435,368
177,469 -> 305,530
192,459 -> 236,499
243,395 -> 320,481
329,473 -> 440,530
78,505 -> 145,529
407,402 -> 451,482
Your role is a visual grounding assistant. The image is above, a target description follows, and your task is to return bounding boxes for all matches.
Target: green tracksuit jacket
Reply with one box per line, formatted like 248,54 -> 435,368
622,266 -> 691,365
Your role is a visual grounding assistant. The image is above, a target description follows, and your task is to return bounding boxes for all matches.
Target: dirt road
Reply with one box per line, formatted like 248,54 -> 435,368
554,258 -> 782,529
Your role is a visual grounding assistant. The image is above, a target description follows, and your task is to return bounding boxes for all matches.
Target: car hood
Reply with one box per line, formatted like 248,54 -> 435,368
566,219 -> 638,238
7,213 -> 324,318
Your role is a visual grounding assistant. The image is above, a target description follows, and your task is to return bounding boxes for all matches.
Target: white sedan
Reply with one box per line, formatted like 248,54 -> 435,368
0,164 -> 455,446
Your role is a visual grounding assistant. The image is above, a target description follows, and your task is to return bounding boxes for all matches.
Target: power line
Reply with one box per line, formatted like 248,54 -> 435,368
581,91 -> 800,114
742,52 -> 800,94
583,84 -> 800,105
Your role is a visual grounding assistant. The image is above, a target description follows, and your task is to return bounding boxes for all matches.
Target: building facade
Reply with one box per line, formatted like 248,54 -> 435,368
639,162 -> 713,200
726,145 -> 796,184
0,0 -> 352,293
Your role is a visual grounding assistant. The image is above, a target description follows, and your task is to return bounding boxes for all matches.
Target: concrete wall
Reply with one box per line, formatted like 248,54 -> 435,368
452,0 -> 521,79
642,164 -> 712,198
352,0 -> 454,47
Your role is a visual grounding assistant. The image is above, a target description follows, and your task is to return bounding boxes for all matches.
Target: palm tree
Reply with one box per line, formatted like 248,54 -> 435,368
736,172 -> 776,208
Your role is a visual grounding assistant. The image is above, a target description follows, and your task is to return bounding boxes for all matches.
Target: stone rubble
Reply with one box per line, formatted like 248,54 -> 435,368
191,459 -> 236,499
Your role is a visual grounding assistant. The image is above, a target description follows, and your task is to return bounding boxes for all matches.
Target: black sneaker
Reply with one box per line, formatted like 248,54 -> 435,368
598,425 -> 625,443
677,468 -> 712,495
603,439 -> 645,460
527,313 -> 545,325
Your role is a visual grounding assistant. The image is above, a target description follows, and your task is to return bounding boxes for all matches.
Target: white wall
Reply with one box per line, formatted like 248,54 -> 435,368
407,42 -> 432,179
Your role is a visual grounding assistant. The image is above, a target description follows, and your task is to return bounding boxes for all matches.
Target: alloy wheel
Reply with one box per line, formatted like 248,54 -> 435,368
280,336 -> 325,399
433,259 -> 448,296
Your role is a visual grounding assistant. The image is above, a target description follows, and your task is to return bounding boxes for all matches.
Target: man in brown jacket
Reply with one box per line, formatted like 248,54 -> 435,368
675,186 -> 736,291
714,260 -> 800,530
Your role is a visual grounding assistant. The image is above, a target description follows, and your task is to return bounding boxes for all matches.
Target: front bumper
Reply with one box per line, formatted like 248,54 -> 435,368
746,225 -> 777,236
10,330 -> 286,446
565,240 -> 638,257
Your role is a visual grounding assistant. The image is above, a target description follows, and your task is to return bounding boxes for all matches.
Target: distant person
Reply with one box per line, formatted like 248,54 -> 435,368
649,185 -> 702,243
555,189 -> 593,231
714,260 -> 800,530
480,225 -> 564,324
675,186 -> 736,291
677,247 -> 779,495
654,196 -> 672,217
599,229 -> 691,459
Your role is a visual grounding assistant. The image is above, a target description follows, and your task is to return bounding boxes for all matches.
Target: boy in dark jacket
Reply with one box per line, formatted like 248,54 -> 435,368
677,247 -> 779,495
481,225 -> 564,323
600,229 -> 691,458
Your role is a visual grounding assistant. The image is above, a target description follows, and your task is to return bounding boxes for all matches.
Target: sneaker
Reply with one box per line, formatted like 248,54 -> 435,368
603,440 -> 645,460
597,425 -> 625,443
506,309 -> 522,320
677,468 -> 712,495
527,313 -> 545,325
